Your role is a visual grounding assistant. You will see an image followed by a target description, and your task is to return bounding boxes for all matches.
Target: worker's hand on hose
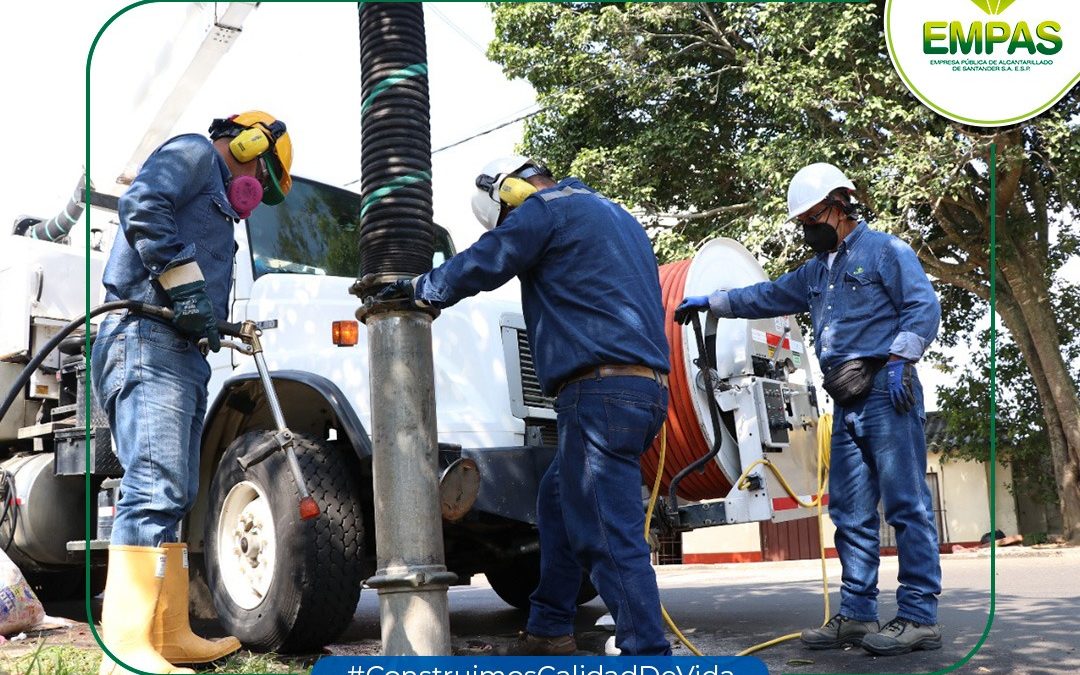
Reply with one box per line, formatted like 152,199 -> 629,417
885,359 -> 916,413
159,262 -> 221,352
674,296 -> 710,325
373,278 -> 418,304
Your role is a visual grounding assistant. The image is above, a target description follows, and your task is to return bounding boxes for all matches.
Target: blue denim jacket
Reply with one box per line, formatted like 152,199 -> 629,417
710,222 -> 940,374
415,178 -> 670,395
103,134 -> 238,320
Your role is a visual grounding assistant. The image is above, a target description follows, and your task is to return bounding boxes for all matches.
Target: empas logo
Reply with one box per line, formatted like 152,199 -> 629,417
886,0 -> 1080,126
969,0 -> 1016,14
923,0 -> 1062,56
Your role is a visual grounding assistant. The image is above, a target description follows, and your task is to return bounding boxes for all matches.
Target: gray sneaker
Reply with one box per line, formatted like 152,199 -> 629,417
861,617 -> 942,655
800,613 -> 880,650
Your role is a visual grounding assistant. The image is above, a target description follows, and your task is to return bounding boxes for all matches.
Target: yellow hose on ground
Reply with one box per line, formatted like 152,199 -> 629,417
645,414 -> 834,657
646,425 -> 704,655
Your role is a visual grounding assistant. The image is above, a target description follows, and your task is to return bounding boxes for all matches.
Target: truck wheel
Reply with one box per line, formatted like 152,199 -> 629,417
204,430 -> 365,652
485,552 -> 598,610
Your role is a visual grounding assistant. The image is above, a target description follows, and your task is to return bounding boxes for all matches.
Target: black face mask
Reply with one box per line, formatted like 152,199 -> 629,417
802,221 -> 839,253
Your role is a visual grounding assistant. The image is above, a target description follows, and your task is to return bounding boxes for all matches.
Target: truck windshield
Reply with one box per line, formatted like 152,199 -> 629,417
246,176 -> 455,279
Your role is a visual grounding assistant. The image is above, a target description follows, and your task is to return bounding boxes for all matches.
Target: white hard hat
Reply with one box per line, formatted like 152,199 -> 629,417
786,163 -> 856,220
471,155 -> 542,230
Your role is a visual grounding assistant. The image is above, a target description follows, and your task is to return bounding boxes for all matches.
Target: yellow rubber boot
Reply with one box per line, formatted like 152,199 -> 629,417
153,543 -> 242,664
97,545 -> 195,675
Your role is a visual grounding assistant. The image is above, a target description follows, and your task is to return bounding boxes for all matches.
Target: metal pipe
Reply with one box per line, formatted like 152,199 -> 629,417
365,311 -> 452,655
251,349 -> 320,520
355,2 -> 449,656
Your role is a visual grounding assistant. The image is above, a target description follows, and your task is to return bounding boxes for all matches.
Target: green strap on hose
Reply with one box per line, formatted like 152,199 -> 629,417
359,171 -> 432,219
360,63 -> 431,218
361,63 -> 428,116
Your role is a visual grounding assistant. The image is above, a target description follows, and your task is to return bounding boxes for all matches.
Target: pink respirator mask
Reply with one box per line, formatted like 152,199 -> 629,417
227,175 -> 263,219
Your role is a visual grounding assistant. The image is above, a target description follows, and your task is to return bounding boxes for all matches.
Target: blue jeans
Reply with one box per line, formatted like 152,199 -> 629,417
91,315 -> 210,547
526,375 -> 671,655
828,365 -> 941,625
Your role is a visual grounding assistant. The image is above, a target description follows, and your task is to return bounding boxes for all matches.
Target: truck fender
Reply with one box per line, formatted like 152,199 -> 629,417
203,369 -> 370,460
187,370 -> 371,557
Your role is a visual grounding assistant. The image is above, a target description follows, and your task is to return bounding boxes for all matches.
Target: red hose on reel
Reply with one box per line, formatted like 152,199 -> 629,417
641,260 -> 733,501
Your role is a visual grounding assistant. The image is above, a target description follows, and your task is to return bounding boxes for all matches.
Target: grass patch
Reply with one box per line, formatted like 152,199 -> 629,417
1,643 -> 101,675
0,642 -> 311,675
209,650 -> 312,674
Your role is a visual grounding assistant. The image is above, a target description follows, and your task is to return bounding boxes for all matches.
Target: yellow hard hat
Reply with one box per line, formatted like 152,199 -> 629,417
228,110 -> 293,204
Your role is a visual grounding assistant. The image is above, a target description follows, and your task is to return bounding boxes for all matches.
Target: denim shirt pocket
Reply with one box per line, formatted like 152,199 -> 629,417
807,285 -> 823,335
843,271 -> 885,319
199,196 -> 237,263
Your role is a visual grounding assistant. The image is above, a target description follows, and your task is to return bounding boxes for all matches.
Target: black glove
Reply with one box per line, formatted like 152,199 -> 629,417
373,278 -> 417,304
159,262 -> 220,352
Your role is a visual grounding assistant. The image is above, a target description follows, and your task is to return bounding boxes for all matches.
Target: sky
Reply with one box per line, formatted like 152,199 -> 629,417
1,1 -> 536,256
0,0 -> 1017,412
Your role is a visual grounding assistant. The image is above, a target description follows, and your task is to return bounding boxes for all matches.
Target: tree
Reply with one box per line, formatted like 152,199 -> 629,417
488,1 -> 1080,539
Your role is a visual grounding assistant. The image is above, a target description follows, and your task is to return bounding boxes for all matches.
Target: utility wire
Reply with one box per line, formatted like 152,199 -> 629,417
431,108 -> 543,155
427,5 -> 488,57
344,34 -> 716,185
430,43 -> 716,156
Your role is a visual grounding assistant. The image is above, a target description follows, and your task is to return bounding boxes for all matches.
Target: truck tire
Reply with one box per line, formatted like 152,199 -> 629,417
204,430 -> 365,652
485,552 -> 598,610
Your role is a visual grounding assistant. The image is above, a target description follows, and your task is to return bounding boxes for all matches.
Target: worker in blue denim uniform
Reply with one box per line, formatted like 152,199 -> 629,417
676,163 -> 943,657
378,156 -> 672,655
91,112 -> 293,674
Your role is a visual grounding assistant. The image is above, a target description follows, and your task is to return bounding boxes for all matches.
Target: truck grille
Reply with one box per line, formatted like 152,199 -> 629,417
502,316 -> 557,421
516,330 -> 555,410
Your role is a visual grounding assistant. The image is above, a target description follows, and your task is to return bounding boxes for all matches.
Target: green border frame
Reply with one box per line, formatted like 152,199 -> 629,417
884,0 -> 1080,126
78,2 -> 995,675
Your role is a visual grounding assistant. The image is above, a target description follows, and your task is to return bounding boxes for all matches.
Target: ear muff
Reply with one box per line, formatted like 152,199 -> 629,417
229,125 -> 272,163
499,177 -> 538,207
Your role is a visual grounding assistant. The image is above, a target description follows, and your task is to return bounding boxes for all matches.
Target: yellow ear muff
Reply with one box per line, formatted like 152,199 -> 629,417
229,126 -> 271,163
499,177 -> 538,207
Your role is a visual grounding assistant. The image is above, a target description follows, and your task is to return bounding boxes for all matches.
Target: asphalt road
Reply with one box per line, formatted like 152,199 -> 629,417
328,547 -> 1080,675
28,547 -> 1080,675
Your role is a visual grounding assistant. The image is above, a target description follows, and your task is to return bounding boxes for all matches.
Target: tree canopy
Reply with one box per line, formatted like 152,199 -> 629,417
488,0 -> 1080,538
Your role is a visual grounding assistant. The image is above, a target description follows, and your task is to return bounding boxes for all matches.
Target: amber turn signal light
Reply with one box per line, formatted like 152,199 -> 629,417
332,320 -> 359,347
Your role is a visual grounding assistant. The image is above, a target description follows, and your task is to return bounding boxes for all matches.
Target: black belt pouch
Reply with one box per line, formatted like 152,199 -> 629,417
822,357 -> 886,406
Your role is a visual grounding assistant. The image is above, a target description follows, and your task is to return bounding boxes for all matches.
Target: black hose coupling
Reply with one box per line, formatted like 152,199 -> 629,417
352,274 -> 439,324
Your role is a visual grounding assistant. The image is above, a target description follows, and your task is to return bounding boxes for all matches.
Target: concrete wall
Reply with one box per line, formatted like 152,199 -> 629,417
682,522 -> 758,556
993,462 -> 1019,537
930,454 -> 1014,543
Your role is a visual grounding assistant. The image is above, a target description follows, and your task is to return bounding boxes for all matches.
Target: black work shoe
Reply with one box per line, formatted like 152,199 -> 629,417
800,613 -> 880,650
861,617 -> 942,655
501,631 -> 576,656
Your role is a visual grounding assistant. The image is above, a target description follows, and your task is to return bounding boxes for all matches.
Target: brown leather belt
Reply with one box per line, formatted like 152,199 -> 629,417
557,364 -> 669,395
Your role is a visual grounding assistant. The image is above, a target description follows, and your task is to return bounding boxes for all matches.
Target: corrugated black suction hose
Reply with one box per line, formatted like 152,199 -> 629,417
354,2 -> 434,289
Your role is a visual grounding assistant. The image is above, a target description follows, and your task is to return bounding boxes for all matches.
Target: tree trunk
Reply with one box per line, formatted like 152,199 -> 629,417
994,289 -> 1078,539
997,260 -> 1080,543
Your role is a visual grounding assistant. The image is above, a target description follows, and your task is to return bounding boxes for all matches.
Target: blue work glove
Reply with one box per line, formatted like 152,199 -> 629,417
674,295 -> 710,325
159,262 -> 220,352
885,359 -> 917,413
